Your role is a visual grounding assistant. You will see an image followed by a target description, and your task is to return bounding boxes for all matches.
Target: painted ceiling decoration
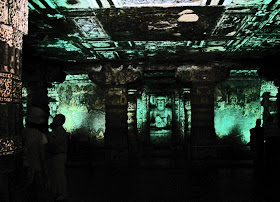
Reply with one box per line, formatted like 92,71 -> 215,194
24,0 -> 280,63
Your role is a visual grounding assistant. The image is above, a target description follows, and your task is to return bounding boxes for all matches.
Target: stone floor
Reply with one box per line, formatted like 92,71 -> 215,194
66,151 -> 279,202
6,146 -> 279,202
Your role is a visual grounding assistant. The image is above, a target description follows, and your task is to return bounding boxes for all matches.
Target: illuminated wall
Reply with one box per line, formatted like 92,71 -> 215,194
48,74 -> 105,142
214,70 -> 278,143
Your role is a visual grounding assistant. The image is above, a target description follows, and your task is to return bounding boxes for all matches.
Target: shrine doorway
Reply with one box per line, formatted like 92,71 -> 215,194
136,84 -> 191,149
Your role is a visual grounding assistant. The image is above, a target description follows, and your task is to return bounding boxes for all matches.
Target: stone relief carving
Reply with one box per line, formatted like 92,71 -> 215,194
106,87 -> 127,105
0,0 -> 28,48
88,64 -> 143,85
105,65 -> 126,85
126,64 -> 143,84
0,73 -> 21,102
0,136 -> 22,155
176,64 -> 229,82
0,23 -> 23,49
0,73 -> 13,102
10,0 -> 29,34
0,0 -> 9,24
128,102 -> 137,112
12,77 -> 22,102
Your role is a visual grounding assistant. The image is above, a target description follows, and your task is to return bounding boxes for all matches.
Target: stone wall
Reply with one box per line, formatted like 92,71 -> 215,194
214,70 -> 278,143
48,74 -> 105,143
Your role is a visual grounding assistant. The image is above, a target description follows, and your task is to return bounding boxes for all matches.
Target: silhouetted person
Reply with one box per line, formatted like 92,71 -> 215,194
264,114 -> 280,178
250,119 -> 264,170
21,107 -> 49,201
46,114 -> 68,201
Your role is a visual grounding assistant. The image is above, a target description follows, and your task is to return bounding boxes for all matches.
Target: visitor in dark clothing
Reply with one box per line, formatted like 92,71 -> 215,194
250,119 -> 265,169
21,107 -> 49,201
46,114 -> 68,201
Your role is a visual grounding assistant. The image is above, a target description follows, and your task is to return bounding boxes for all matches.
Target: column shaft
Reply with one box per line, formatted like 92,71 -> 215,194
191,82 -> 216,158
127,89 -> 139,165
105,86 -> 128,166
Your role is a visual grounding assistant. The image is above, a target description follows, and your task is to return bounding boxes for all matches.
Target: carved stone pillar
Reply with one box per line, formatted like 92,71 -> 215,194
182,88 -> 191,152
258,64 -> 280,174
191,82 -> 216,145
176,64 -> 229,159
22,63 -> 50,117
277,86 -> 280,128
258,65 -> 280,127
127,88 -> 139,165
25,81 -> 50,120
22,62 -> 67,125
89,64 -> 142,166
105,86 -> 128,166
0,1 -> 28,201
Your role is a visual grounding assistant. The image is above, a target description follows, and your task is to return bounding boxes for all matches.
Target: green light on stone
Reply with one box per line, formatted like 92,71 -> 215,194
45,0 -> 57,9
263,0 -> 273,4
47,74 -> 105,139
28,3 -> 36,10
214,70 -> 262,143
56,105 -> 88,133
22,87 -> 28,127
33,0 -> 47,9
215,108 -> 258,143
150,95 -> 172,143
52,0 -> 99,8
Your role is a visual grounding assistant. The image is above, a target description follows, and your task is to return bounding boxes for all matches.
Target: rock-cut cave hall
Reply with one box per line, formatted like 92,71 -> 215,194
1,0 -> 280,201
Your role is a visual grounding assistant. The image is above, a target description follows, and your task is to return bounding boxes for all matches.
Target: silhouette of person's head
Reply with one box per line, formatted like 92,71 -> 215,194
256,119 -> 261,127
53,114 -> 66,128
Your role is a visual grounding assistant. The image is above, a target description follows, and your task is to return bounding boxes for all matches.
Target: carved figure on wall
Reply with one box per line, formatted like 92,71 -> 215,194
150,95 -> 172,129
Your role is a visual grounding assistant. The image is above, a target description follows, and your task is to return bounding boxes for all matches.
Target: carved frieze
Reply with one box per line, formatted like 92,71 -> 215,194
0,136 -> 22,156
0,73 -> 21,103
126,65 -> 142,84
106,87 -> 127,106
105,65 -> 126,85
0,0 -> 9,24
88,65 -> 105,85
192,85 -> 215,105
0,24 -> 23,49
0,0 -> 28,48
9,0 -> 29,35
176,63 -> 229,83
88,64 -> 143,85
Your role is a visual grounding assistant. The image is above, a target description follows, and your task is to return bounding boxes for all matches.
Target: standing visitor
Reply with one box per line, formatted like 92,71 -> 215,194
47,114 -> 69,201
249,119 -> 265,170
21,106 -> 49,201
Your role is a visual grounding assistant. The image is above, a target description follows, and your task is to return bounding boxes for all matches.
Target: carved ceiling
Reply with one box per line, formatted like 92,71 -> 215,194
23,0 -> 280,64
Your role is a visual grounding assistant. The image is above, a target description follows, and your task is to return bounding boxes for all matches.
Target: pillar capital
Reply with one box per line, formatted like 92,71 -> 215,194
88,64 -> 143,86
176,63 -> 230,83
175,62 -> 230,159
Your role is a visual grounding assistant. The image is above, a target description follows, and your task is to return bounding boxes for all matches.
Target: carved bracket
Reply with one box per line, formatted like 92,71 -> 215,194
88,64 -> 143,85
176,63 -> 230,83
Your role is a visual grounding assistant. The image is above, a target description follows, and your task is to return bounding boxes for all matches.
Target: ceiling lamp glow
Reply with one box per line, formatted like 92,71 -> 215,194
118,0 -> 201,7
178,13 -> 199,22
